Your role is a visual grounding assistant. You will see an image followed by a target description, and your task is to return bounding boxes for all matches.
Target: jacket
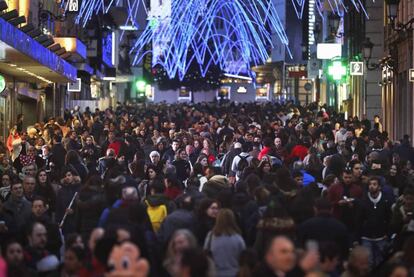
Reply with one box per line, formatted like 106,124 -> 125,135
357,193 -> 392,239
3,197 -> 32,231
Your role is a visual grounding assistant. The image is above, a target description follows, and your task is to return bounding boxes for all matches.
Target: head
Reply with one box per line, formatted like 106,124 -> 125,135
346,246 -> 370,277
10,182 -> 24,200
62,169 -> 77,184
27,222 -> 47,249
23,176 -> 36,195
4,240 -> 24,266
341,170 -> 353,186
274,137 -> 282,148
121,186 -> 139,201
319,241 -> 340,273
1,174 -> 11,187
167,229 -> 198,257
172,140 -> 180,151
23,164 -> 37,177
149,151 -> 160,164
265,236 -> 296,274
389,164 -> 398,177
349,160 -> 362,179
403,188 -> 414,211
63,247 -> 85,275
292,170 -> 304,187
212,208 -> 241,236
368,176 -> 381,197
198,198 -> 220,219
37,170 -> 48,185
146,165 -> 157,180
32,197 -> 48,217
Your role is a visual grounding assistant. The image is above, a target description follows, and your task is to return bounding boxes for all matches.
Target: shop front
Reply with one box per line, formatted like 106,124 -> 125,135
0,15 -> 77,142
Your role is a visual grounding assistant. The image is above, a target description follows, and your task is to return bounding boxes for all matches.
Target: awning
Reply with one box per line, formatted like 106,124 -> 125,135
0,16 -> 77,83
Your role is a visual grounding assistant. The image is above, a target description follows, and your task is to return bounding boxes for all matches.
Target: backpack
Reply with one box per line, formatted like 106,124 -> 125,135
145,200 -> 167,233
236,154 -> 249,173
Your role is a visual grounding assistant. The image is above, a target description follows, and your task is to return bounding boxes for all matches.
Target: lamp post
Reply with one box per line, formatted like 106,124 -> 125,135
385,0 -> 414,31
362,37 -> 380,71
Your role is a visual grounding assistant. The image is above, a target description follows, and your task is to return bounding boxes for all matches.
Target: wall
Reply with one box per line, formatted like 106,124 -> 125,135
365,1 -> 384,120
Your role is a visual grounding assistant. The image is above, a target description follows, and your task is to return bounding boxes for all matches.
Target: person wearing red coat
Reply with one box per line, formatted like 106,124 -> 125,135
328,170 -> 363,239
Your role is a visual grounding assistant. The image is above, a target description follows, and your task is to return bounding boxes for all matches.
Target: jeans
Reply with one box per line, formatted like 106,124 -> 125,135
361,237 -> 388,268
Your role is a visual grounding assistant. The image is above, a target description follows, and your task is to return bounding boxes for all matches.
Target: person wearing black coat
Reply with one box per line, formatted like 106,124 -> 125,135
56,169 -> 81,236
51,136 -> 67,169
356,176 -> 392,268
75,175 -> 106,243
297,198 -> 349,259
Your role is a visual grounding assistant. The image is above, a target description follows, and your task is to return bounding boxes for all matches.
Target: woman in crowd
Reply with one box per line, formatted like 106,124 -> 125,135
195,198 -> 220,245
204,208 -> 245,277
34,169 -> 56,214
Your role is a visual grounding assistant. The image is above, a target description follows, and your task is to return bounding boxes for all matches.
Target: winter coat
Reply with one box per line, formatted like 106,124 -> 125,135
56,183 -> 81,235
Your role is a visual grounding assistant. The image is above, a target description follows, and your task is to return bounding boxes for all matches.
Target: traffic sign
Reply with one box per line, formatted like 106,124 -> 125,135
409,69 -> 414,82
350,62 -> 364,76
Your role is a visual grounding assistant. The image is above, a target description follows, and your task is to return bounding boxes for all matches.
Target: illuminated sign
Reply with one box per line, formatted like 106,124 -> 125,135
178,87 -> 191,100
0,74 -> 5,93
237,87 -> 247,94
68,78 -> 81,92
217,86 -> 231,100
316,43 -> 342,59
350,62 -> 364,76
67,0 -> 79,12
102,32 -> 114,67
328,61 -> 346,81
410,69 -> 414,82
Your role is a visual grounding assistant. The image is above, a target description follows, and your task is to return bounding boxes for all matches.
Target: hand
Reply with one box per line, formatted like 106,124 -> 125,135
66,208 -> 74,215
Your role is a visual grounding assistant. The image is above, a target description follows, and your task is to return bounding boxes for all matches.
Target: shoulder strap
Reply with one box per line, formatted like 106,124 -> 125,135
206,232 -> 213,251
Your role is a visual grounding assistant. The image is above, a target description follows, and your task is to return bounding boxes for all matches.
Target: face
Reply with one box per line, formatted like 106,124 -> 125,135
5,242 -> 24,266
203,140 -> 209,149
11,183 -> 24,199
206,202 -> 219,218
200,158 -> 208,167
263,163 -> 271,173
38,171 -> 47,184
294,176 -> 304,187
86,137 -> 93,145
179,151 -> 187,160
266,238 -> 296,273
64,250 -> 82,274
65,172 -> 74,184
1,175 -> 10,187
23,177 -> 36,194
368,180 -> 381,195
148,169 -> 156,179
185,145 -> 194,155
274,138 -> 282,147
352,163 -> 363,178
29,223 -> 47,249
150,154 -> 160,164
342,173 -> 353,185
390,165 -> 398,176
194,140 -> 200,148
172,141 -> 180,151
403,194 -> 414,211
173,234 -> 191,254
25,166 -> 36,177
32,200 -> 47,217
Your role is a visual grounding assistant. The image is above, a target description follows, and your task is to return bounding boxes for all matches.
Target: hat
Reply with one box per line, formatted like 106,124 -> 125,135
202,175 -> 230,198
234,142 -> 242,149
36,255 -> 59,272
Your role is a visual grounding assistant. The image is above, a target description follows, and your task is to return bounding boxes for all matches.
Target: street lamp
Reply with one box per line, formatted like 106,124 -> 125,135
362,37 -> 379,70
385,0 -> 414,31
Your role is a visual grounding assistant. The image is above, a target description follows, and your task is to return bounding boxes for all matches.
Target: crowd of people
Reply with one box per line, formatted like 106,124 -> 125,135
0,101 -> 413,277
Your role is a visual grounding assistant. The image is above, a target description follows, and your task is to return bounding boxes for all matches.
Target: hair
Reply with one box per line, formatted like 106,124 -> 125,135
65,150 -> 82,165
32,196 -> 47,206
319,241 -> 340,262
212,208 -> 241,236
65,233 -> 82,250
145,165 -> 158,180
197,198 -> 218,219
165,229 -> 198,259
368,176 -> 381,186
314,198 -> 332,212
65,246 -> 86,262
180,248 -> 210,277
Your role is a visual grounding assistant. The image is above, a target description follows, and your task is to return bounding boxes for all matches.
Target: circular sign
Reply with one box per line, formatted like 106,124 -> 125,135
0,75 -> 6,93
304,82 -> 312,91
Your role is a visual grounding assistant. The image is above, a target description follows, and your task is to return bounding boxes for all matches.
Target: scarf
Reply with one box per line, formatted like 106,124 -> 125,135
20,154 -> 36,167
368,191 -> 382,209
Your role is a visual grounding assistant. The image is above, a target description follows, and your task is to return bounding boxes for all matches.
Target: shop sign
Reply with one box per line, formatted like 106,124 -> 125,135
409,69 -> 414,83
350,62 -> 364,76
0,74 -> 5,93
67,0 -> 79,13
68,78 -> 81,92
